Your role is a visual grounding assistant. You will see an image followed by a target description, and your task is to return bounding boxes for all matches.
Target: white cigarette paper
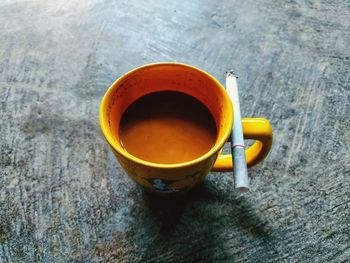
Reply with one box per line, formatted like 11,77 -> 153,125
226,71 -> 250,192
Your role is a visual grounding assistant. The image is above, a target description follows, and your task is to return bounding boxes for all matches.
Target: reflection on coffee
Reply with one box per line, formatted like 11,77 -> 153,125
119,91 -> 217,164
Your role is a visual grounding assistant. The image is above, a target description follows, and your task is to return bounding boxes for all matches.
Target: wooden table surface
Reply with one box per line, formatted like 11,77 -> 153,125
1,0 -> 349,262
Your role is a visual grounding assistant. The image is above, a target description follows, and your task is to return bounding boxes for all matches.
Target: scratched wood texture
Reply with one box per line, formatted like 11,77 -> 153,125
0,0 -> 349,262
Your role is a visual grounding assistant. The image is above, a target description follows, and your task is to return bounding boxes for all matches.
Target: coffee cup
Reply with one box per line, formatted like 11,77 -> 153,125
100,63 -> 272,194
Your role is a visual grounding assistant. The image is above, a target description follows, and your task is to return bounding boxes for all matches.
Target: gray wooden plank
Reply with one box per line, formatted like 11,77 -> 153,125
0,0 -> 349,262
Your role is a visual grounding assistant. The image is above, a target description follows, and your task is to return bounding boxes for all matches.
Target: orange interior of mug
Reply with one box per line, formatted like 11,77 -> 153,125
100,62 -> 233,168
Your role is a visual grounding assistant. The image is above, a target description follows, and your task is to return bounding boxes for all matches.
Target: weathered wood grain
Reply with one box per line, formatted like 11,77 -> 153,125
0,0 -> 349,262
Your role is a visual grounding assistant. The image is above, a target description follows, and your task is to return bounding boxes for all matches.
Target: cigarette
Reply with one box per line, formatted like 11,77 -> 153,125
225,71 -> 250,192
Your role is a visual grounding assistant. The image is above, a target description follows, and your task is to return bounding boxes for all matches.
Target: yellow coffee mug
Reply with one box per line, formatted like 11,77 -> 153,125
100,63 -> 272,194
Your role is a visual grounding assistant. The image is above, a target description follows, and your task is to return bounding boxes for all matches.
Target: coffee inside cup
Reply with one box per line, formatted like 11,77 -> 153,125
119,91 -> 217,164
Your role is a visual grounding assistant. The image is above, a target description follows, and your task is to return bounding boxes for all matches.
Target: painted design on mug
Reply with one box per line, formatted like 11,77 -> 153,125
143,170 -> 204,192
145,178 -> 180,193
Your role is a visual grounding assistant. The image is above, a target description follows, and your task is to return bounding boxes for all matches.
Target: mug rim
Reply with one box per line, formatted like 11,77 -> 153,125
99,62 -> 233,169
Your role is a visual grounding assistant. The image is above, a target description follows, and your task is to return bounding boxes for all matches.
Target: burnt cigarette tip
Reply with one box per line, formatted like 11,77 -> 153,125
226,70 -> 238,78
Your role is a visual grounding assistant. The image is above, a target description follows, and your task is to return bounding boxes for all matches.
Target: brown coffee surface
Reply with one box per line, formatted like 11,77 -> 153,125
119,91 -> 217,164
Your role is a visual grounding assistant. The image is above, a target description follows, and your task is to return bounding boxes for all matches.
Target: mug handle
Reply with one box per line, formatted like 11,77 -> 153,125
212,118 -> 273,172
